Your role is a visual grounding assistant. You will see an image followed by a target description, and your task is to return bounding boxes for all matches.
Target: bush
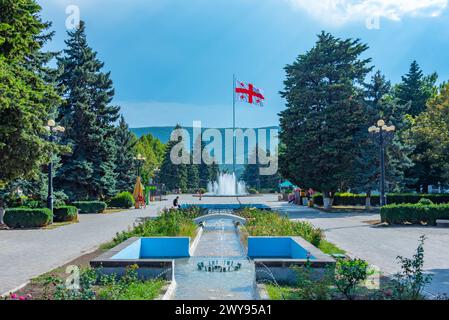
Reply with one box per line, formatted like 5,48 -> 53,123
73,201 -> 107,214
248,188 -> 258,195
109,192 -> 135,209
418,198 -> 434,206
312,193 -> 449,207
335,258 -> 369,300
4,208 -> 53,228
380,203 -> 449,225
53,206 -> 78,222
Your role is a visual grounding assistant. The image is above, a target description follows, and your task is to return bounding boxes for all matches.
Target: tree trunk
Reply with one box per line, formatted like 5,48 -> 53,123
365,191 -> 372,210
0,201 -> 4,225
323,192 -> 334,209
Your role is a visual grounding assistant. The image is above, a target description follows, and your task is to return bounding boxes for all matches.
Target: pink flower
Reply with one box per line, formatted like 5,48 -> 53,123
19,296 -> 26,301
10,293 -> 17,300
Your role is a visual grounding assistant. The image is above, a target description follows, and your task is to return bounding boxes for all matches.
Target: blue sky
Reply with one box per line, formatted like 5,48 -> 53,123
38,0 -> 449,128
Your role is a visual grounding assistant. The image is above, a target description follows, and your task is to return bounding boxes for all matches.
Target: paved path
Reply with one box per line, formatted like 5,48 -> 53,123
269,201 -> 449,296
0,201 -> 170,295
3,194 -> 449,298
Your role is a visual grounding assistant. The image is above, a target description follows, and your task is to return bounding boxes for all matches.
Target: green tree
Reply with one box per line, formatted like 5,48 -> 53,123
353,71 -> 413,204
394,61 -> 440,192
55,21 -> 120,200
158,125 -> 188,192
134,133 -> 165,184
279,32 -> 372,207
0,0 -> 61,184
395,61 -> 437,117
115,116 -> 138,193
409,83 -> 449,186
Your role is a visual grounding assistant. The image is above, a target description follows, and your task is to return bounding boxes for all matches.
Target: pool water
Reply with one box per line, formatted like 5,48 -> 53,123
173,219 -> 256,300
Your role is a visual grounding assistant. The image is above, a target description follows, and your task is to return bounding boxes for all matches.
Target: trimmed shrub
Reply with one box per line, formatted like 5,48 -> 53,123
312,193 -> 449,207
4,208 -> 53,228
380,203 -> 449,225
54,206 -> 78,222
73,201 -> 107,214
248,188 -> 258,195
109,192 -> 135,209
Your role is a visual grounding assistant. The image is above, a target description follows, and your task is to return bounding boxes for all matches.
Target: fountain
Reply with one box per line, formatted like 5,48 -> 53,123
206,172 -> 248,196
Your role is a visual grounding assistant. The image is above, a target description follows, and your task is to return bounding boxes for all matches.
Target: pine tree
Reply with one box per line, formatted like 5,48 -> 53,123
114,116 -> 138,193
352,71 -> 411,203
159,125 -> 188,192
55,21 -> 120,200
394,61 -> 440,192
279,32 -> 373,205
209,161 -> 219,183
0,0 -> 61,184
395,61 -> 437,117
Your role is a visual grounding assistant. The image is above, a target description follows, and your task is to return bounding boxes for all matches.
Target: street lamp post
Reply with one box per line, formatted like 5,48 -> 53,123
133,154 -> 146,179
368,120 -> 396,206
44,120 -> 65,214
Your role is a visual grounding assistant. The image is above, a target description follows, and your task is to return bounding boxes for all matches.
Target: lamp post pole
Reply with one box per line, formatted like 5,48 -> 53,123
368,120 -> 395,207
44,120 -> 65,216
47,132 -> 54,212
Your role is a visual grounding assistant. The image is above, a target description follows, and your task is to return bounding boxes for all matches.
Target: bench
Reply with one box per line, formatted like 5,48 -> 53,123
436,220 -> 449,227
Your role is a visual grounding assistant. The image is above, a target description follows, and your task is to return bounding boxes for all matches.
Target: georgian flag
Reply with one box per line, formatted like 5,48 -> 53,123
235,80 -> 265,107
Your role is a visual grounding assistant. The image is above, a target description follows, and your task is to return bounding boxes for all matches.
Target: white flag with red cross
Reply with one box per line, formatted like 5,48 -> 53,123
235,79 -> 265,107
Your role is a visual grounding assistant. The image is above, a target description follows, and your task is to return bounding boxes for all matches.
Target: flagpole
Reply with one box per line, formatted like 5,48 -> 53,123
233,74 -> 237,194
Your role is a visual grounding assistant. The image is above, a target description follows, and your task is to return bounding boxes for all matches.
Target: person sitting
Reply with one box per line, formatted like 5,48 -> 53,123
173,196 -> 180,208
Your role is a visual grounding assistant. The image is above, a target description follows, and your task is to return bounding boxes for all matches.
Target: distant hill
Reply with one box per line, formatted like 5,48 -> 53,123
130,126 -> 279,143
130,126 -> 279,176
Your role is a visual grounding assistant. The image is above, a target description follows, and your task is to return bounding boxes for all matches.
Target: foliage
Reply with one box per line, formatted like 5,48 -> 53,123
53,205 -> 78,222
391,235 -> 432,300
380,203 -> 449,225
313,192 -> 449,207
51,266 -> 164,301
134,132 -> 165,184
242,146 -> 280,191
418,198 -> 434,206
409,83 -> 449,188
279,32 -> 373,198
73,201 -> 107,214
334,258 -> 370,300
109,192 -> 135,209
114,116 -> 138,193
158,124 -> 188,192
4,208 -> 52,228
104,207 -> 201,249
97,266 -> 164,300
55,21 -> 120,201
54,268 -> 97,300
291,262 -> 335,300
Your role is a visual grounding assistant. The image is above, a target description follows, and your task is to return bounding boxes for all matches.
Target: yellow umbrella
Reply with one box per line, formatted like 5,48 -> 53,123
133,176 -> 145,209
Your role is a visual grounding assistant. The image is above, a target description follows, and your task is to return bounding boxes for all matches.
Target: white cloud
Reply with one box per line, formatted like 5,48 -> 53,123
286,0 -> 448,25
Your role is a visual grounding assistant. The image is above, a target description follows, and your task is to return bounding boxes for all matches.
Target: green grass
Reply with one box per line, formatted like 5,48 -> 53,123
318,240 -> 346,255
265,284 -> 302,300
97,279 -> 165,300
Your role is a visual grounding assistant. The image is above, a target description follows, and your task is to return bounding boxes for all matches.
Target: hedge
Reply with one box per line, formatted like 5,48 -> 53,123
312,193 -> 449,207
381,203 -> 449,225
54,206 -> 78,222
73,201 -> 107,214
4,208 -> 53,228
108,192 -> 135,209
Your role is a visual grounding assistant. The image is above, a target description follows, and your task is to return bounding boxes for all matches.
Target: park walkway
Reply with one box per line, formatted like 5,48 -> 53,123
0,201 -> 169,295
270,201 -> 449,297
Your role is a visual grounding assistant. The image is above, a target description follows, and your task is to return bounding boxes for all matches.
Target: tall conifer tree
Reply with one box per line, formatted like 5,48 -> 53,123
56,21 -> 120,200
